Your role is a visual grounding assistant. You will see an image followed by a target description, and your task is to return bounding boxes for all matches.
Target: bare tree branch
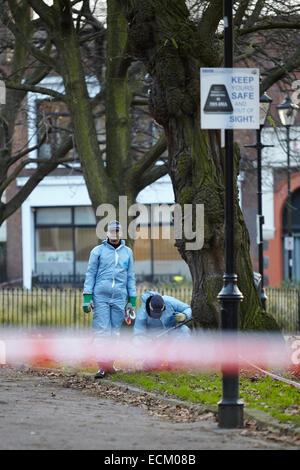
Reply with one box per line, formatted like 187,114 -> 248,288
25,0 -> 55,27
5,81 -> 66,101
1,135 -> 74,223
261,47 -> 300,92
133,163 -> 168,197
8,132 -> 47,167
239,20 -> 300,35
128,133 -> 167,186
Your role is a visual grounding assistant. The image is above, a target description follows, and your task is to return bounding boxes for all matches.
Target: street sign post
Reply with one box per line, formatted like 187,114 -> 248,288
284,236 -> 294,251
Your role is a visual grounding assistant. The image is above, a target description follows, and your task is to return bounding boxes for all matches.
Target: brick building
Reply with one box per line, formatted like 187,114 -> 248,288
237,84 -> 300,286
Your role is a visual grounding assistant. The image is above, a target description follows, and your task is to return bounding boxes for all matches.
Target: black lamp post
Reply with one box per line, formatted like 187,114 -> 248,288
277,94 -> 299,281
217,0 -> 244,429
244,92 -> 273,310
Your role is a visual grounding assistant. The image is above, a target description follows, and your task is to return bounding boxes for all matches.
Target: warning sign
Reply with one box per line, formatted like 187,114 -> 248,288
200,68 -> 259,129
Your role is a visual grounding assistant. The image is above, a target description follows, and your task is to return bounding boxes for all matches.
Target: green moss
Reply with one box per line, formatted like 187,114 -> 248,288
180,187 -> 194,206
243,306 -> 280,332
192,131 -> 217,186
177,152 -> 192,178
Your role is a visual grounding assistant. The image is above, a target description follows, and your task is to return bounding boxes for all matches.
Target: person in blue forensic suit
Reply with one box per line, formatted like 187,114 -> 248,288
82,220 -> 137,378
133,291 -> 192,344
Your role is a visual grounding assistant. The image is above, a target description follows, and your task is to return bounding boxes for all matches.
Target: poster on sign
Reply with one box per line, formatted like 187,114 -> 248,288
200,68 -> 259,129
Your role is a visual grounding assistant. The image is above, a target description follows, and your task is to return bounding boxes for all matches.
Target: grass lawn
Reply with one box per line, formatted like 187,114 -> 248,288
110,370 -> 300,427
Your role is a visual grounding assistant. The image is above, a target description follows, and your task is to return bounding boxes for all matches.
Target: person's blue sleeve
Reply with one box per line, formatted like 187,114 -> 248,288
171,298 -> 192,320
83,247 -> 100,294
127,249 -> 137,298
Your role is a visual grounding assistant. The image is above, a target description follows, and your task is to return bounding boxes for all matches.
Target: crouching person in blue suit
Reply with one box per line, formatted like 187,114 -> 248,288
133,291 -> 192,344
132,291 -> 192,371
82,220 -> 137,378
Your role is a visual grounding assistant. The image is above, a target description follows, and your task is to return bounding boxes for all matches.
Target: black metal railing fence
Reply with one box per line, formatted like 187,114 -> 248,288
0,286 -> 299,332
265,287 -> 300,333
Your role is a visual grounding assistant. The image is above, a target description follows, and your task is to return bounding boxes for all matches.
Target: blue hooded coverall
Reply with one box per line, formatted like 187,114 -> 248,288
133,290 -> 192,342
83,239 -> 137,337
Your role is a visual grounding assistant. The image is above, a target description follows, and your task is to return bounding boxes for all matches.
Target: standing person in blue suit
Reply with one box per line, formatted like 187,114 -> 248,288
133,291 -> 192,344
82,220 -> 137,378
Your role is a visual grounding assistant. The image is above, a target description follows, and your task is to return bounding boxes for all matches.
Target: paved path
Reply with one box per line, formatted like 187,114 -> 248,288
0,367 -> 298,451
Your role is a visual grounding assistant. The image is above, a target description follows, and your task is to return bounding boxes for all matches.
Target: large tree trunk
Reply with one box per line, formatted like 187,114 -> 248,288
120,0 -> 278,330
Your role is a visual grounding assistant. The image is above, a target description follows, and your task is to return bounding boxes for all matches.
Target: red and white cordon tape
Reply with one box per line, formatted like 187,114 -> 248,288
240,357 -> 300,389
0,331 -> 299,380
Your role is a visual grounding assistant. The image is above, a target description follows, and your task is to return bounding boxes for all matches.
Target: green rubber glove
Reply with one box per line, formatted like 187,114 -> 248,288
174,312 -> 186,323
128,297 -> 136,307
82,294 -> 93,313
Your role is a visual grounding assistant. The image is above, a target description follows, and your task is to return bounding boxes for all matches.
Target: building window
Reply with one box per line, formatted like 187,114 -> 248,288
75,227 -> 98,275
35,206 -> 97,277
36,207 -> 72,225
132,206 -> 186,280
37,100 -> 76,161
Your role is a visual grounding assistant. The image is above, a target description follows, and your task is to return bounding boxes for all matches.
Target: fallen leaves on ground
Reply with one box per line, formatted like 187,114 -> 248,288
16,367 -> 219,424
